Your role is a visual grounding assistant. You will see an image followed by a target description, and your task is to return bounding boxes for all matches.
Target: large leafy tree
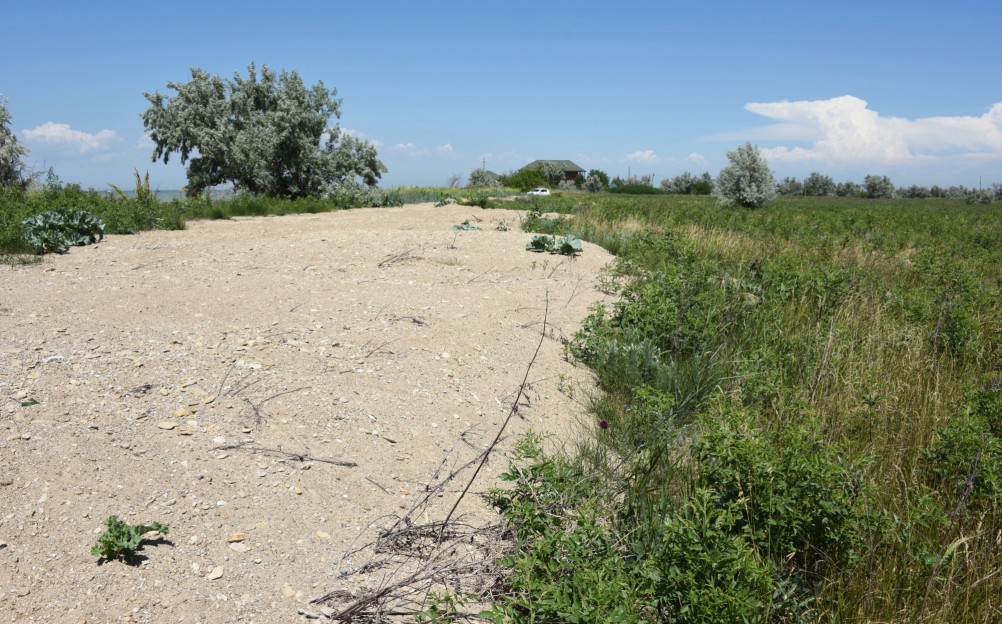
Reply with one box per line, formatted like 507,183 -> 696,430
1,96 -> 30,189
714,142 -> 777,208
141,63 -> 386,198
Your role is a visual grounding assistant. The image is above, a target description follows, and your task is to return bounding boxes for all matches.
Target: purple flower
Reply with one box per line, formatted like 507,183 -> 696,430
598,419 -> 609,430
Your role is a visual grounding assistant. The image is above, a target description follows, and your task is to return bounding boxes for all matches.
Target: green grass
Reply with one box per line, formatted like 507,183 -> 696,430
486,194 -> 1002,623
0,184 -> 525,256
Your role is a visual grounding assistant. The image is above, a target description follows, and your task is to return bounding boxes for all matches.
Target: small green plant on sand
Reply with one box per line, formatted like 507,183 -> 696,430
91,515 -> 169,562
451,219 -> 479,231
525,234 -> 582,255
415,591 -> 477,622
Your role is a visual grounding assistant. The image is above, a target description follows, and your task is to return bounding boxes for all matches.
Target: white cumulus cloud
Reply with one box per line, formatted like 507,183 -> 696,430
624,150 -> 659,165
22,122 -> 119,153
721,96 -> 1002,166
435,143 -> 454,155
684,152 -> 707,165
389,142 -> 428,157
339,127 -> 383,148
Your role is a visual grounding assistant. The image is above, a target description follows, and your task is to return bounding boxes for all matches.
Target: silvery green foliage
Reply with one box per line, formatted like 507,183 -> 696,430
965,188 -> 995,205
713,143 -> 777,208
558,179 -> 577,190
777,176 -> 803,195
803,172 -> 836,197
661,172 -> 695,193
0,97 -> 29,189
586,169 -> 609,191
583,174 -> 605,193
142,63 -> 386,199
662,172 -> 714,194
836,181 -> 862,197
540,161 -> 564,185
467,168 -> 494,188
864,175 -> 895,199
899,185 -> 931,199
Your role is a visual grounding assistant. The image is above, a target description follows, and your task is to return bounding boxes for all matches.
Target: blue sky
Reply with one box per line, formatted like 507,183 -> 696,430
4,0 -> 1001,190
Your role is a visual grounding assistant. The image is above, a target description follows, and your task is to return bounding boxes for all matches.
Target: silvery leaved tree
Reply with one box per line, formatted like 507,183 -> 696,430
803,172 -> 836,197
141,63 -> 386,198
864,175 -> 895,199
714,143 -> 776,208
0,97 -> 30,189
467,169 -> 494,188
540,161 -> 564,186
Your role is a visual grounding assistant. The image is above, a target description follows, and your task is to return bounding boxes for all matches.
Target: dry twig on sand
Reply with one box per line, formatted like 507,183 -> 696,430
312,295 -> 553,622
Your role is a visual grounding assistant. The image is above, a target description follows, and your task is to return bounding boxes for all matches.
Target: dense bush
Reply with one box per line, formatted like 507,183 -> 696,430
836,180 -> 863,197
776,176 -> 803,195
864,174 -> 895,199
585,168 -> 609,192
609,183 -> 665,195
467,168 -> 496,188
660,171 -> 714,195
803,172 -> 836,196
714,143 -> 777,208
501,168 -> 548,192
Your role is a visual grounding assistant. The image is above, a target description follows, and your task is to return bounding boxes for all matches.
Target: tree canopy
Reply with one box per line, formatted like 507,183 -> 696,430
714,142 -> 777,208
1,97 -> 30,189
141,63 -> 386,198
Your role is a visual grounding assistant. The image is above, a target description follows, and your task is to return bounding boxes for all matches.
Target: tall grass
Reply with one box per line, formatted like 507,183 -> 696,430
0,184 -> 522,257
488,194 -> 1002,623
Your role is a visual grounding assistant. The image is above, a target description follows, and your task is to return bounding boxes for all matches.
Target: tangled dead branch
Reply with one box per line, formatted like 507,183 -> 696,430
311,295 -> 553,622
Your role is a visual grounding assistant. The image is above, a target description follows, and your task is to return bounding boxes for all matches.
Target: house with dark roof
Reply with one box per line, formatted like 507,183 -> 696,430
519,160 -> 586,182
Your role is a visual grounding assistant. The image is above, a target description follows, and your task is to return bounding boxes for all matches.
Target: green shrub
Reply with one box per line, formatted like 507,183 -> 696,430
714,143 -> 777,209
91,515 -> 169,562
649,489 -> 781,624
609,183 -> 664,195
694,405 -> 878,578
923,383 -> 1002,514
21,208 -> 105,254
451,219 -> 479,231
502,168 -> 549,192
486,435 -> 651,624
521,209 -> 573,235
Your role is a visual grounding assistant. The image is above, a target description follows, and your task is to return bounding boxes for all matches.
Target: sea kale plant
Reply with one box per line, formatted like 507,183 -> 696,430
22,208 -> 105,254
91,515 -> 169,562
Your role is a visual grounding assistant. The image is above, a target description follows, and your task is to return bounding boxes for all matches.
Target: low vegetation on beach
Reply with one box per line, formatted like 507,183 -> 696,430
493,191 -> 1001,623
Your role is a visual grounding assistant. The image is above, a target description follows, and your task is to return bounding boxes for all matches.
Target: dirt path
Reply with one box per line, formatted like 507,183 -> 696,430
0,204 -> 612,623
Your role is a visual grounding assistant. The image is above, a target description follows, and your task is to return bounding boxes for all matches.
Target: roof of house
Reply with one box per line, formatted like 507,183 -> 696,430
520,160 -> 586,173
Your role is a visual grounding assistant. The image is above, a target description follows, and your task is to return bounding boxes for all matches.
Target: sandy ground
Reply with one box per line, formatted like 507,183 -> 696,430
0,204 -> 612,623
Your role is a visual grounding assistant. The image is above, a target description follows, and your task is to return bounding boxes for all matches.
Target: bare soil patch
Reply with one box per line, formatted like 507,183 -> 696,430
0,204 -> 611,623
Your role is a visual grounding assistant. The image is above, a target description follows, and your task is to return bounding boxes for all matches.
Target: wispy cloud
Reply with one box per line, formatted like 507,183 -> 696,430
710,96 -> 1002,166
624,149 -> 660,165
389,142 -> 428,157
340,127 -> 383,148
135,133 -> 155,150
684,152 -> 707,165
435,143 -> 454,155
22,122 -> 119,153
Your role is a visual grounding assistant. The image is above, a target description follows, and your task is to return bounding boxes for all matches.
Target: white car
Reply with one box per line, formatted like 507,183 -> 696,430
527,188 -> 551,196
